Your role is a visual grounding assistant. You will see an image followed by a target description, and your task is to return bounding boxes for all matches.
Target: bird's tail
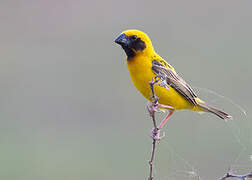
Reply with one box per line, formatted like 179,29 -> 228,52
196,100 -> 232,120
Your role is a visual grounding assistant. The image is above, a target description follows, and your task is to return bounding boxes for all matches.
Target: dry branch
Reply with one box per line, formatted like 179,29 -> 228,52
146,75 -> 252,180
147,77 -> 160,180
219,171 -> 252,180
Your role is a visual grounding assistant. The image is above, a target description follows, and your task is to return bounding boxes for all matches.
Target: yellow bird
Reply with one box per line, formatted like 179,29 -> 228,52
115,30 -> 232,139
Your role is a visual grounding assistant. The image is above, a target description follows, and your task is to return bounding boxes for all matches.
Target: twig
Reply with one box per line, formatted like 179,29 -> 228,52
148,134 -> 157,180
148,77 -> 160,180
219,171 -> 252,180
146,76 -> 252,180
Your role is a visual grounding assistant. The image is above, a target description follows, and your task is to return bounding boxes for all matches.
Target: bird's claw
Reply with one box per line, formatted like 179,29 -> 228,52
147,102 -> 161,115
151,128 -> 165,141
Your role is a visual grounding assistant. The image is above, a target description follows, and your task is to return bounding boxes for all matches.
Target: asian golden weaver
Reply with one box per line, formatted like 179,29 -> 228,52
115,30 -> 231,138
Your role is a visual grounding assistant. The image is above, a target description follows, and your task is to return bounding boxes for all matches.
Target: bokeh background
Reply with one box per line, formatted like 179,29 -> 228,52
0,0 -> 251,179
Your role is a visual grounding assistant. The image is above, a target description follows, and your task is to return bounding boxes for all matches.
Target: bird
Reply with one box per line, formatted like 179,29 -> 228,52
115,29 -> 232,140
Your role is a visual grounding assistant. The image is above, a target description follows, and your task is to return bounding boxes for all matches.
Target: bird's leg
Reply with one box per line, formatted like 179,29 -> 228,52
158,110 -> 174,130
147,102 -> 161,141
147,102 -> 174,115
151,110 -> 174,141
155,106 -> 174,140
147,102 -> 174,140
148,76 -> 175,140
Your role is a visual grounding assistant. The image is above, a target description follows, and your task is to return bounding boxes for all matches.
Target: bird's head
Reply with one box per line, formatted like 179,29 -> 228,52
115,30 -> 154,60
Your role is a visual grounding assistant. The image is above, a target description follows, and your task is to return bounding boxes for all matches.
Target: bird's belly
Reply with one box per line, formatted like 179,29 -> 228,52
127,60 -> 192,110
153,85 -> 192,110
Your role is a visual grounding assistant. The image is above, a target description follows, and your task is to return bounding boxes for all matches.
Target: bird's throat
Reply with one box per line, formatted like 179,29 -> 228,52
122,45 -> 135,60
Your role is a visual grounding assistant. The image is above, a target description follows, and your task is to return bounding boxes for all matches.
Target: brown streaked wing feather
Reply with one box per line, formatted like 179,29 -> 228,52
152,60 -> 198,105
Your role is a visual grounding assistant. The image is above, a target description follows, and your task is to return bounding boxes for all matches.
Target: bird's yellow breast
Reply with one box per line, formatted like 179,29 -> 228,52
127,54 -> 193,110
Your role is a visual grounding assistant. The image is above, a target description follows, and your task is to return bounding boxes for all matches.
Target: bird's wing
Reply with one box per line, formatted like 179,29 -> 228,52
152,60 -> 198,105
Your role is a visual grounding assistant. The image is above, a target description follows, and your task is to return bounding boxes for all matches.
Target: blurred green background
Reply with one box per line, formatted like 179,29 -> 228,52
0,0 -> 251,179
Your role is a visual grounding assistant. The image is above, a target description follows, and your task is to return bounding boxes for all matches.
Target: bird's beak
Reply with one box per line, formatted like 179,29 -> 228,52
114,33 -> 130,47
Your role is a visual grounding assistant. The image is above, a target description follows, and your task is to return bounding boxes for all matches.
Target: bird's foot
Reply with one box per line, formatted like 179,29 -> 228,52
147,101 -> 161,116
151,128 -> 165,141
147,101 -> 174,116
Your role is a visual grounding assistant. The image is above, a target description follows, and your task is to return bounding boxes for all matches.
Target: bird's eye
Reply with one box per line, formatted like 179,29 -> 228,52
131,35 -> 137,40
